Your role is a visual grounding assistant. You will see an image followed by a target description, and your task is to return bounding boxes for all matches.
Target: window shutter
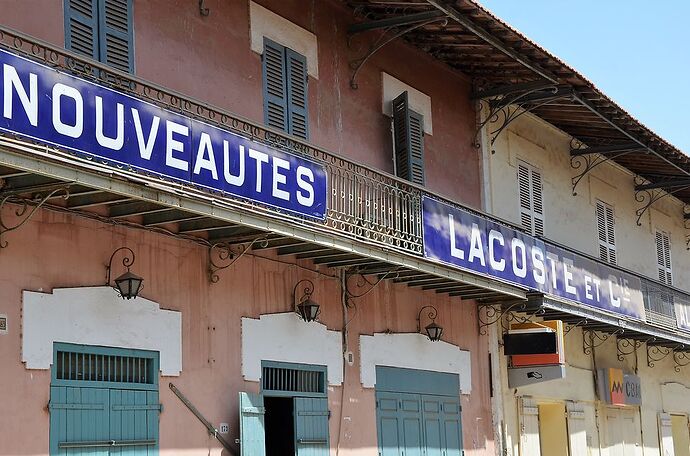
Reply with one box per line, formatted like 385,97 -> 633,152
65,0 -> 99,60
392,91 -> 425,185
98,0 -> 134,72
285,48 -> 309,140
596,201 -> 616,264
656,231 -> 673,285
262,39 -> 289,133
518,162 -> 543,236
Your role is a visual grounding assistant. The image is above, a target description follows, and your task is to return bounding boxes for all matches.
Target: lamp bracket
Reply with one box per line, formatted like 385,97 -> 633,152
582,329 -> 623,356
416,305 -> 438,333
293,279 -> 315,308
0,185 -> 70,250
477,302 -> 544,336
106,246 -> 136,286
616,337 -> 642,361
208,235 -> 269,283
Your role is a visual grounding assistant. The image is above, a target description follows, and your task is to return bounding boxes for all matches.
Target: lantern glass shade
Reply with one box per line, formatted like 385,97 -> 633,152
297,299 -> 320,322
114,270 -> 143,300
425,321 -> 443,342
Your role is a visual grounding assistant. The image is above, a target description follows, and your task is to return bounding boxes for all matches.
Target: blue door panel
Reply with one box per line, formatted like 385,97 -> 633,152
294,397 -> 329,456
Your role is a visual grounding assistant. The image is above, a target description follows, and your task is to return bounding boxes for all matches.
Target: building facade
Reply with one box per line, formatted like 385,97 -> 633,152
1,1 -> 690,456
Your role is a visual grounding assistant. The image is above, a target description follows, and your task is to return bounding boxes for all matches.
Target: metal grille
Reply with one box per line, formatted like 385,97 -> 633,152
642,278 -> 678,330
262,366 -> 325,394
55,350 -> 154,384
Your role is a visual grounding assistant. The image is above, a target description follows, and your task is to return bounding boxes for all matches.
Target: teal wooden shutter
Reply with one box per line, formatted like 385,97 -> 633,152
294,397 -> 329,455
392,91 -> 425,185
439,396 -> 463,456
97,0 -> 134,72
110,389 -> 160,454
285,48 -> 309,140
239,392 -> 266,456
65,0 -> 99,60
49,386 -> 110,454
263,39 -> 289,133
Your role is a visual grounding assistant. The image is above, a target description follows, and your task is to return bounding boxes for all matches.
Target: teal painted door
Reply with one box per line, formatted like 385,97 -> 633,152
49,387 -> 158,455
377,392 -> 463,456
294,397 -> 329,455
239,392 -> 266,456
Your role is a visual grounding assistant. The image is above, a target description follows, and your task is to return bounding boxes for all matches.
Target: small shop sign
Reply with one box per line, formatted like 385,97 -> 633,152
597,368 -> 641,406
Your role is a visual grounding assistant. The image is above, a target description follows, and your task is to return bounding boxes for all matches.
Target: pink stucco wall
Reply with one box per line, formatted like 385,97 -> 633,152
0,207 -> 494,455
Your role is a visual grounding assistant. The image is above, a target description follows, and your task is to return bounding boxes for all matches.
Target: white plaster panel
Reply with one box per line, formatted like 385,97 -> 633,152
241,312 -> 343,385
381,73 -> 433,135
359,333 -> 471,393
249,1 -> 319,78
22,287 -> 182,375
661,382 -> 690,413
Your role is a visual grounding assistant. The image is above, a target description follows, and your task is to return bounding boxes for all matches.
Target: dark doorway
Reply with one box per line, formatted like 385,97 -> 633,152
264,396 -> 295,455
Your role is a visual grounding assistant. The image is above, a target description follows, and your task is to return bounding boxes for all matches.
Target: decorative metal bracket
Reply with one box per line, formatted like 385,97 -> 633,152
582,329 -> 623,356
674,351 -> 690,372
472,82 -> 565,153
344,268 -> 400,303
207,235 -> 269,283
684,206 -> 690,250
634,175 -> 690,226
347,13 -> 448,89
477,302 -> 545,336
647,344 -> 674,368
563,318 -> 589,335
0,185 -> 70,250
616,338 -> 642,362
570,140 -> 642,196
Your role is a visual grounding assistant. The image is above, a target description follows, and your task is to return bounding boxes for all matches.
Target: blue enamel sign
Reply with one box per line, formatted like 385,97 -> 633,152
423,196 -> 646,320
0,49 -> 327,219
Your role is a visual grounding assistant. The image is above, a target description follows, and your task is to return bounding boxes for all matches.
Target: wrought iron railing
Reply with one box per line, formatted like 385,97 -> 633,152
0,26 -> 424,255
1,26 -> 689,332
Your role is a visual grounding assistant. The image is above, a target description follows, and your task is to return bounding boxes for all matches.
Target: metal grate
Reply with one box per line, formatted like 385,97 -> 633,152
262,365 -> 325,394
55,350 -> 154,384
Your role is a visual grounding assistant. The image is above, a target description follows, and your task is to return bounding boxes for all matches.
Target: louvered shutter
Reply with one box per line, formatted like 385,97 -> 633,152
98,0 -> 134,72
518,162 -> 544,236
65,0 -> 99,60
596,201 -> 617,264
392,91 -> 425,185
656,231 -> 673,285
285,48 -> 309,140
262,39 -> 289,133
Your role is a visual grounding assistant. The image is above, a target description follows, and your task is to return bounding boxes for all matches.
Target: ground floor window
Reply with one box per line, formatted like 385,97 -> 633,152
374,366 -> 463,456
48,343 -> 160,455
239,361 -> 330,456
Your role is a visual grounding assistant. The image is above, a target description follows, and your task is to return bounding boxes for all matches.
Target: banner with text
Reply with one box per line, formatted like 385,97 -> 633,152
423,196 -> 646,320
0,49 -> 327,219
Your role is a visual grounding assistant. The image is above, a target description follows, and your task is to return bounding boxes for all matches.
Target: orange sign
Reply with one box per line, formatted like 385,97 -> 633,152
509,320 -> 564,367
608,368 -> 625,405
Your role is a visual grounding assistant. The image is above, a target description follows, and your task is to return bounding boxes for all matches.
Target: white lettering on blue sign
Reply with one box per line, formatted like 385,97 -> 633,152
0,49 -> 327,219
423,196 -> 646,320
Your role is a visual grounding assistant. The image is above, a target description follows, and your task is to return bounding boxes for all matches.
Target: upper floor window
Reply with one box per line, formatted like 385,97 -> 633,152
392,91 -> 425,186
596,200 -> 616,265
517,161 -> 544,237
262,38 -> 309,140
64,0 -> 134,73
656,230 -> 673,285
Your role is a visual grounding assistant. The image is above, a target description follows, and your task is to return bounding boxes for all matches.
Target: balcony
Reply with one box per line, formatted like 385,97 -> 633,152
0,26 -> 688,340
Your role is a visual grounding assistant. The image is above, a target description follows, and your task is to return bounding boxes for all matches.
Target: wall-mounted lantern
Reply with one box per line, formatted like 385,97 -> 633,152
294,279 -> 320,322
417,305 -> 443,342
106,247 -> 143,300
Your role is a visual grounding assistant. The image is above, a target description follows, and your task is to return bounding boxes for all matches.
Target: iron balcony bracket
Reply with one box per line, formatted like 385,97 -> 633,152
345,268 -> 401,306
634,175 -> 690,227
563,318 -> 589,335
685,207 -> 690,250
347,11 -> 448,89
616,337 -> 642,362
472,82 -> 567,153
207,235 -> 269,284
569,140 -> 644,196
582,329 -> 623,356
674,350 -> 690,372
646,343 -> 680,368
477,302 -> 544,336
0,185 -> 70,250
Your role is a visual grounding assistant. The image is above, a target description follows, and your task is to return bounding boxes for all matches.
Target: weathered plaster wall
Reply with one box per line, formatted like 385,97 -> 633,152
0,206 -> 494,456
